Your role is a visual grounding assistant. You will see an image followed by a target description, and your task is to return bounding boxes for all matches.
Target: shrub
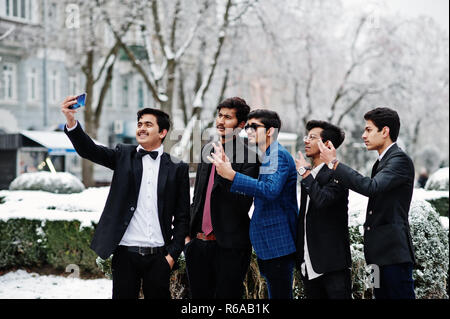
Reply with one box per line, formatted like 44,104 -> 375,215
0,219 -> 46,269
9,172 -> 85,194
409,199 -> 449,298
43,220 -> 101,275
425,167 -> 449,191
426,197 -> 449,217
0,219 -> 100,275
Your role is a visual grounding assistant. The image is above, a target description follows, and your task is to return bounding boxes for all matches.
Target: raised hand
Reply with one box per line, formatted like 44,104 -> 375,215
318,139 -> 337,164
295,151 -> 311,171
61,96 -> 79,128
207,143 -> 236,181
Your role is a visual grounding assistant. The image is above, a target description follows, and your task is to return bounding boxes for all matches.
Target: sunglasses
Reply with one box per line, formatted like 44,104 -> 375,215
244,123 -> 265,131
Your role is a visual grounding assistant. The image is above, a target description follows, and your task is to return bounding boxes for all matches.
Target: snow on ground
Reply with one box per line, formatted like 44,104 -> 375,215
0,187 -> 108,227
0,270 -> 112,299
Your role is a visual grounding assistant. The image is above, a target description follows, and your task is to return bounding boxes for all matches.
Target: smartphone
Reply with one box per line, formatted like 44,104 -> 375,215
69,93 -> 87,109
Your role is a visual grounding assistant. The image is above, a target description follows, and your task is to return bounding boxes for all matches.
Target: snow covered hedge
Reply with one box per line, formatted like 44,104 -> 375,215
347,196 -> 449,299
9,172 -> 85,194
425,167 -> 449,191
1,186 -> 448,299
0,218 -> 100,275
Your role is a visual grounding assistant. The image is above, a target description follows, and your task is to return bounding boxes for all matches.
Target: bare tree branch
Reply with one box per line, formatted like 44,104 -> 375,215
0,25 -> 15,41
151,0 -> 174,59
192,0 -> 233,109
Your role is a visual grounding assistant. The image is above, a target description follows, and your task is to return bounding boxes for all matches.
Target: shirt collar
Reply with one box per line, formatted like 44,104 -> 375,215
136,144 -> 164,158
378,142 -> 396,161
311,163 -> 325,178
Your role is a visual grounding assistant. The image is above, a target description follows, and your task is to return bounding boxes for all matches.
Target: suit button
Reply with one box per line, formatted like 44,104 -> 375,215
130,207 -> 135,211
369,211 -> 373,215
367,226 -> 371,231
124,221 -> 129,226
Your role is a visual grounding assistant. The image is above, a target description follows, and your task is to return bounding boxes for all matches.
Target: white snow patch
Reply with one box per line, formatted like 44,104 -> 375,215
0,187 -> 109,227
0,270 -> 111,299
440,216 -> 449,230
425,167 -> 449,191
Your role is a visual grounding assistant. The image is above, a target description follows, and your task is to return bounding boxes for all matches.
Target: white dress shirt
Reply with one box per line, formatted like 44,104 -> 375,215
119,144 -> 165,247
301,163 -> 325,280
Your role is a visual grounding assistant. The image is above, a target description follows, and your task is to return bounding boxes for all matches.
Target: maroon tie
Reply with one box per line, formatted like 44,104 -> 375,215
202,165 -> 215,235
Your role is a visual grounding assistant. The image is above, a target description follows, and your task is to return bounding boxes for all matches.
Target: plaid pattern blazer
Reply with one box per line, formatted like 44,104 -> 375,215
230,141 -> 298,260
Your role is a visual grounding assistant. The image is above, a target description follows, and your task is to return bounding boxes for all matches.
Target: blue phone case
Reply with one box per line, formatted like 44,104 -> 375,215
69,93 -> 86,109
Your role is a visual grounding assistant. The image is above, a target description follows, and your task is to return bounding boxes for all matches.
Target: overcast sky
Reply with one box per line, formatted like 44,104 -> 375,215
343,0 -> 449,31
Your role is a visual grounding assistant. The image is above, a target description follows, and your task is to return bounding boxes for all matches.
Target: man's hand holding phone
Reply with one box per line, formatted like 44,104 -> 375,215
61,93 -> 86,129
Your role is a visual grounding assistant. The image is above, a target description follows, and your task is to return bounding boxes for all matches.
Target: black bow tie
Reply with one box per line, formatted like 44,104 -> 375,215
138,149 -> 159,160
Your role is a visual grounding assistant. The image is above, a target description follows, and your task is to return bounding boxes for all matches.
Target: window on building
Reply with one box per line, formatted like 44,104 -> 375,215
122,77 -> 129,108
1,63 -> 17,101
27,67 -> 39,102
106,82 -> 113,108
138,80 -> 144,108
3,0 -> 33,21
49,70 -> 59,104
68,75 -> 78,95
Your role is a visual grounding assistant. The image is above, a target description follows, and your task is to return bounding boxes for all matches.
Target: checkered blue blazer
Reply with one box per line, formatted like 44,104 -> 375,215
230,141 -> 298,260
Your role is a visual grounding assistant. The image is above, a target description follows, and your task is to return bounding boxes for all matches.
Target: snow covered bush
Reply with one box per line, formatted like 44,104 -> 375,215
409,199 -> 449,298
9,172 -> 85,194
425,167 -> 449,191
349,196 -> 449,299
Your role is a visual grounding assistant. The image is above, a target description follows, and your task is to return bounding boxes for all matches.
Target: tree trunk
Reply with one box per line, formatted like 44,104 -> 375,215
81,50 -> 97,187
162,60 -> 177,154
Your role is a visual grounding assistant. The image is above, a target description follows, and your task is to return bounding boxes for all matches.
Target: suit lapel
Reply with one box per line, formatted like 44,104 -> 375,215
157,153 -> 170,223
374,143 -> 399,176
315,165 -> 331,185
299,184 -> 308,217
132,149 -> 143,195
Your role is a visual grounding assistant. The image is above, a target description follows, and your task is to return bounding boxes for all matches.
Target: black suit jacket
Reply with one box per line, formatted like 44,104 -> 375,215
334,143 -> 416,266
65,123 -> 190,261
296,165 -> 351,274
189,137 -> 260,249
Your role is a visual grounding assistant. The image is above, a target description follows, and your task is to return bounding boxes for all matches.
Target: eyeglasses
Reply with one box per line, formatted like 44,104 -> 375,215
244,123 -> 265,131
303,135 -> 323,142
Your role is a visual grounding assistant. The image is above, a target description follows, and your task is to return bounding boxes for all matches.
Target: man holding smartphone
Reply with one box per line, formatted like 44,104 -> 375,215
61,95 -> 190,299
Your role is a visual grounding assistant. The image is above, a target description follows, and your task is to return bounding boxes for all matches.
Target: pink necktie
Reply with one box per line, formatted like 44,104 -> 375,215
202,165 -> 215,235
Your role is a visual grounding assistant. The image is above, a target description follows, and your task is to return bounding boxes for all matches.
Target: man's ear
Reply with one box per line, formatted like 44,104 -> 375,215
267,127 -> 275,137
382,126 -> 390,139
237,121 -> 246,129
160,129 -> 168,140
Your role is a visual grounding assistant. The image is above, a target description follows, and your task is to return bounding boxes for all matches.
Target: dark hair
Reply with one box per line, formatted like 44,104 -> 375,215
248,109 -> 282,138
306,120 -> 345,149
364,107 -> 400,142
137,108 -> 171,142
216,97 -> 251,124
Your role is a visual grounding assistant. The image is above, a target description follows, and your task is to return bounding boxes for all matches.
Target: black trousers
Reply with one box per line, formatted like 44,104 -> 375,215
111,246 -> 171,299
301,268 -> 352,299
185,238 -> 251,299
374,263 -> 415,299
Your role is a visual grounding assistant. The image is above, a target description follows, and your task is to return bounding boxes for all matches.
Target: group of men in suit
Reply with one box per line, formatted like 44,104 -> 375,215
61,95 -> 416,300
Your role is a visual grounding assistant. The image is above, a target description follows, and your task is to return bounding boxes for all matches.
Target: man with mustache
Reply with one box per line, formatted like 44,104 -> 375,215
61,96 -> 190,299
319,107 -> 416,299
185,97 -> 259,299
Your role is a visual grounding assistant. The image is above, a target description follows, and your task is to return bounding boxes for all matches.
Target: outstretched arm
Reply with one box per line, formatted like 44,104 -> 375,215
61,96 -> 117,170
